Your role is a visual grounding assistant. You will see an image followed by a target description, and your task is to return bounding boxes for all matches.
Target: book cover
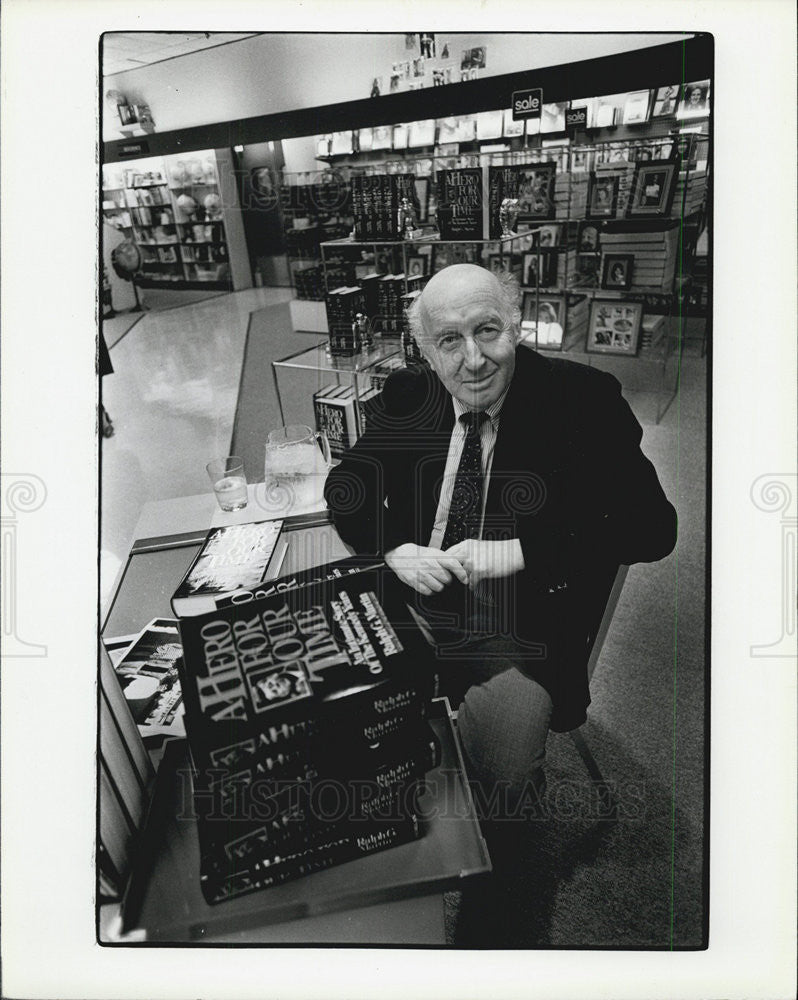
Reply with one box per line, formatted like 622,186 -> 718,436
436,167 -> 484,240
171,520 -> 284,617
105,618 -> 185,756
313,384 -> 357,459
176,565 -> 436,770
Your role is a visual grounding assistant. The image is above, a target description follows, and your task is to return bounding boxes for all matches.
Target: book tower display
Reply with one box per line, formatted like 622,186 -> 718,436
174,559 -> 438,904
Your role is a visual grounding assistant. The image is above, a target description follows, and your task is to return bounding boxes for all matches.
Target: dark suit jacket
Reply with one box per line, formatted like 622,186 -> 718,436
324,347 -> 676,730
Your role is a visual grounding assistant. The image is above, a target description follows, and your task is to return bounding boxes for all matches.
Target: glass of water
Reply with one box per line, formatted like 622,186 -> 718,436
206,456 -> 248,512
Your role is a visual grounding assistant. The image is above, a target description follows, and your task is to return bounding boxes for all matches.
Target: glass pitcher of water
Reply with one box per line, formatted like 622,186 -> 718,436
264,424 -> 332,513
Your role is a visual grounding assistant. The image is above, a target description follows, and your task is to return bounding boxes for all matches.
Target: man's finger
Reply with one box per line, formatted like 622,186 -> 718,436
421,572 -> 444,593
437,554 -> 469,585
425,562 -> 453,586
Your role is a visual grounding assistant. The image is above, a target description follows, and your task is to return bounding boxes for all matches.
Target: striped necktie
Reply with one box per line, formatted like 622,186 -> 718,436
442,411 -> 487,550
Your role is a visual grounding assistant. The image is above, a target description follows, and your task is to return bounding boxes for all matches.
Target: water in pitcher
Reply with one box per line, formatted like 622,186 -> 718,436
264,440 -> 327,511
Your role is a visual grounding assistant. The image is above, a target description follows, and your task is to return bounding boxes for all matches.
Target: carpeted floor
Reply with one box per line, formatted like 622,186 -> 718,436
231,302 -> 708,948
229,302 -> 327,480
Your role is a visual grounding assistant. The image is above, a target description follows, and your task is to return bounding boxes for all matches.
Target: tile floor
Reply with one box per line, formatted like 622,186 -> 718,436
100,286 -> 293,604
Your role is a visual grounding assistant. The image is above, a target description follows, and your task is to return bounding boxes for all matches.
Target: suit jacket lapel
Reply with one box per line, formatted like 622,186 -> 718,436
487,347 -> 552,518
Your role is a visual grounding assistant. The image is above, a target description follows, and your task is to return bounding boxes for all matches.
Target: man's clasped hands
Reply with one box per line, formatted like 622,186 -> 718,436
384,539 -> 525,596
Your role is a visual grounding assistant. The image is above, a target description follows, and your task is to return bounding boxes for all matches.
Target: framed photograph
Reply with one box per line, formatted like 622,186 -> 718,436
586,173 -> 619,218
487,253 -> 513,275
622,90 -> 651,125
522,251 -> 556,288
516,162 -> 557,221
651,84 -> 679,117
626,158 -> 679,217
406,253 -> 428,279
677,80 -> 711,118
520,293 -> 566,350
576,221 -> 601,253
601,253 -> 634,291
587,300 -> 642,355
535,224 -> 560,249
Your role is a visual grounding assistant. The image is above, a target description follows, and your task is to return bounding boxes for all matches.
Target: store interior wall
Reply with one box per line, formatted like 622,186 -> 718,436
102,31 -> 691,143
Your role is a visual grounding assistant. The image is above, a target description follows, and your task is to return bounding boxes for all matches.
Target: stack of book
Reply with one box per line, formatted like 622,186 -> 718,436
640,312 -> 666,351
293,264 -> 325,301
323,261 -> 354,293
400,289 -> 426,363
325,286 -> 366,355
174,561 -> 438,904
356,384 -> 383,435
369,354 -> 405,391
351,174 -> 415,241
313,385 -> 359,458
376,274 -> 406,334
600,222 -> 680,292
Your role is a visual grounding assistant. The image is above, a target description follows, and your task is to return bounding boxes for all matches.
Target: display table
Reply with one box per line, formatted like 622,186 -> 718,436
101,490 -> 490,944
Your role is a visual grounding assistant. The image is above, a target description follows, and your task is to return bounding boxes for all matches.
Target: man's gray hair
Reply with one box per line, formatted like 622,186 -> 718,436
406,267 -> 522,345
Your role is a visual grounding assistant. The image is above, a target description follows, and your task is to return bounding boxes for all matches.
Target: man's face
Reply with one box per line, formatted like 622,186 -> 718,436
418,266 -> 518,410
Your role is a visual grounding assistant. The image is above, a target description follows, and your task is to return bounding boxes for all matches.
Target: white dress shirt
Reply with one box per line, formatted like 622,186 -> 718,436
428,388 -> 509,549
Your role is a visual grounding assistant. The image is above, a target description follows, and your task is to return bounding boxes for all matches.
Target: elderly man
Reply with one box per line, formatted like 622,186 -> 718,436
324,264 -> 676,811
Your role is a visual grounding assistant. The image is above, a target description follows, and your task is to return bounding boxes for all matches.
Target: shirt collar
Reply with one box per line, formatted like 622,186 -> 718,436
452,384 -> 509,429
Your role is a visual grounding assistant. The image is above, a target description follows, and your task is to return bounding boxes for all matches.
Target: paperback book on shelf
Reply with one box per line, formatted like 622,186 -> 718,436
171,520 -> 286,617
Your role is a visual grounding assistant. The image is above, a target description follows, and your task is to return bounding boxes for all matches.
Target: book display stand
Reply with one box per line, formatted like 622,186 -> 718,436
278,128 -> 707,425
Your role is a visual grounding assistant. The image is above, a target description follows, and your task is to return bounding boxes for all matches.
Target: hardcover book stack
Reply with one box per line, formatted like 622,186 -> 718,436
640,313 -> 666,351
375,274 -> 405,334
313,385 -> 359,458
174,562 -> 438,903
400,289 -> 426,363
325,286 -> 366,355
293,263 -> 325,301
323,261 -> 354,294
351,174 -> 415,241
369,354 -> 406,391
356,385 -> 383,435
601,222 -> 680,292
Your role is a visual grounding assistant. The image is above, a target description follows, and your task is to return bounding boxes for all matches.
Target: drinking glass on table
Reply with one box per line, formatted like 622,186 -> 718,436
206,456 -> 248,511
